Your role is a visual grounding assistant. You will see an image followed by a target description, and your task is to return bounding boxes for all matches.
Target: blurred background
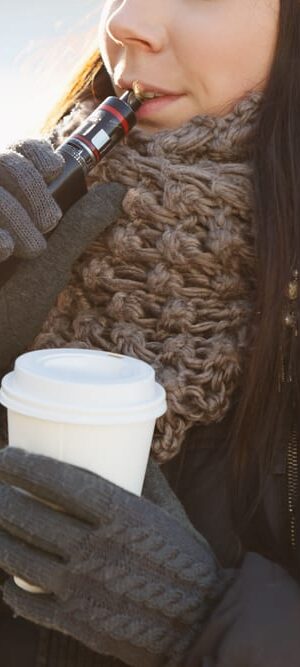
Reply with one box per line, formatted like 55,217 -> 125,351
1,0 -> 102,148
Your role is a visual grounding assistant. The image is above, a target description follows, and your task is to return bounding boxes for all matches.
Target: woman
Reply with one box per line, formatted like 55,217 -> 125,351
1,0 -> 300,665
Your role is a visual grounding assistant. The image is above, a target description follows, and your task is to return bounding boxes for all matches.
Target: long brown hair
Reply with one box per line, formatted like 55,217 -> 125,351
41,48 -> 114,135
43,0 -> 300,524
231,0 -> 300,525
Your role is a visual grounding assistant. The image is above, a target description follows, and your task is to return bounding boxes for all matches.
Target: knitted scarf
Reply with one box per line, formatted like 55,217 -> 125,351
33,92 -> 262,463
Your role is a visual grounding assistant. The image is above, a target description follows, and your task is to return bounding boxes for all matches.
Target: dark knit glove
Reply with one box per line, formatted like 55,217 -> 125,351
183,552 -> 300,667
0,138 -> 64,261
0,447 -> 231,667
0,180 -> 126,376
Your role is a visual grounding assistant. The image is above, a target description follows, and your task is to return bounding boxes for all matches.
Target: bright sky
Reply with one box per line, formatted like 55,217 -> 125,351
1,1 -> 102,149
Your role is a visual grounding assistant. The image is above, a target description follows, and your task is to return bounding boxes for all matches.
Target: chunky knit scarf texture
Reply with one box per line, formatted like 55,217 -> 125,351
34,93 -> 262,462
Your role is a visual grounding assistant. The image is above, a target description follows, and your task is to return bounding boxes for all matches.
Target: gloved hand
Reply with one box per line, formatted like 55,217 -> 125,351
0,138 -> 64,261
0,447 -> 231,667
0,179 -> 126,376
183,551 -> 300,667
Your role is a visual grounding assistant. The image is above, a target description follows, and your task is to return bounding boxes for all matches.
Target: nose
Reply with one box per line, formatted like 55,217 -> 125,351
105,0 -> 167,53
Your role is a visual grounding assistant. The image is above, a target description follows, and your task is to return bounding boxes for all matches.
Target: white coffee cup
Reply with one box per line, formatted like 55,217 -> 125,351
0,348 -> 167,592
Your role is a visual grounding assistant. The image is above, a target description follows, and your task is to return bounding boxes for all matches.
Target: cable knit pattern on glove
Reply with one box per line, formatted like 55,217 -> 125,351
0,449 -> 231,667
34,93 -> 262,462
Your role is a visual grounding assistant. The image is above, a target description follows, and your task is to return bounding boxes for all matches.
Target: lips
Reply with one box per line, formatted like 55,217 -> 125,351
114,75 -> 185,120
115,76 -> 180,98
135,93 -> 184,120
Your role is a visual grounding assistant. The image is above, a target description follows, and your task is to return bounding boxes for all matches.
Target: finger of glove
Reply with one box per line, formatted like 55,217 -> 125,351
3,579 -> 165,667
143,458 -> 210,554
0,448 -> 216,590
0,528 -> 64,595
143,459 -> 193,526
0,482 -> 89,559
5,573 -> 198,667
0,447 -> 113,525
0,447 -> 210,565
0,150 -> 62,233
0,186 -> 46,258
3,577 -> 58,629
12,138 -> 65,184
3,581 -> 109,665
0,228 -> 14,261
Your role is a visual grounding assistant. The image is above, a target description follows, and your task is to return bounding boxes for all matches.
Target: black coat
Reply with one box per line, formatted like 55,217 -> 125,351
0,400 -> 297,667
0,190 -> 297,664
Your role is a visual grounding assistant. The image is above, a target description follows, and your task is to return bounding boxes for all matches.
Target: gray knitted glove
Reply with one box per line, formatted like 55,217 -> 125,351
0,181 -> 126,376
0,139 -> 64,261
0,448 -> 232,667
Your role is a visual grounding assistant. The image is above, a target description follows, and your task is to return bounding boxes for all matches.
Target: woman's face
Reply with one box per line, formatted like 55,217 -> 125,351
99,0 -> 280,134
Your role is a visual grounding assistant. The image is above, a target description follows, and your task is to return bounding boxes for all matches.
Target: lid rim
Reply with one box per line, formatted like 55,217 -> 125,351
0,349 -> 167,425
0,388 -> 166,425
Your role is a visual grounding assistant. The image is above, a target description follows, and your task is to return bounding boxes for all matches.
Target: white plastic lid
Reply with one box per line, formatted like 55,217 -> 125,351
0,349 -> 166,425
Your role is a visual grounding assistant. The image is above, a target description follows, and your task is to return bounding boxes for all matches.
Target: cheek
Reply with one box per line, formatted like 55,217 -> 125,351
176,4 -> 278,94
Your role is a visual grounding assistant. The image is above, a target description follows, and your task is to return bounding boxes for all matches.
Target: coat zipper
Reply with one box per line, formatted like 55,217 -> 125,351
280,269 -> 299,553
287,424 -> 298,551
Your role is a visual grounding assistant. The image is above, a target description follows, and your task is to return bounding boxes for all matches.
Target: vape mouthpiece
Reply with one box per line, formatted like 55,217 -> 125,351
132,81 -> 146,101
120,89 -> 143,111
